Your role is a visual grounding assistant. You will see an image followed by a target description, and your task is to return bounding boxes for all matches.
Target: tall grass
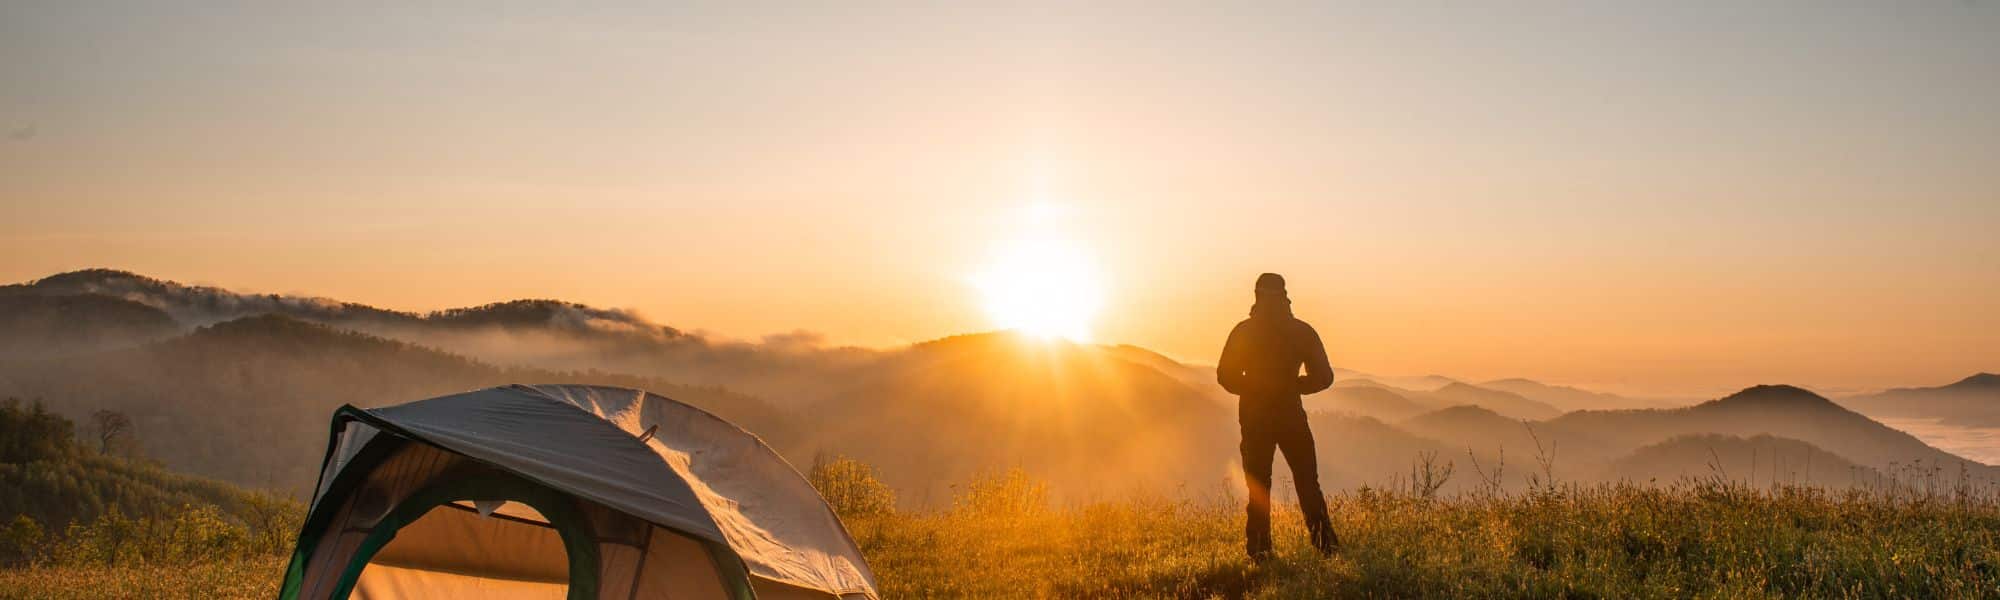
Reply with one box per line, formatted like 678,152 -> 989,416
0,556 -> 282,600
7,460 -> 2000,598
828,457 -> 2000,599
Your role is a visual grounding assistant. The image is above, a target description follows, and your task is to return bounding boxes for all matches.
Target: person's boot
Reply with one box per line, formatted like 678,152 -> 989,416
1308,521 -> 1339,556
1246,531 -> 1272,563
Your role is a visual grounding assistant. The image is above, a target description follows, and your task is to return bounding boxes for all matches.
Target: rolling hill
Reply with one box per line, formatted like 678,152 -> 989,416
1428,382 -> 1563,420
1610,433 -> 1877,487
0,399 -> 299,565
1,269 -> 876,403
1838,373 -> 2000,426
0,293 -> 179,358
0,315 -> 801,494
1320,379 -> 1562,421
1480,378 -> 1668,412
7,268 -> 1995,501
1550,385 -> 1998,476
1307,385 -> 1436,421
797,331 -> 1236,504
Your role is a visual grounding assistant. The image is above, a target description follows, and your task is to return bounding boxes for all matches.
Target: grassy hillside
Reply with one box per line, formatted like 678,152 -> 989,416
7,467 -> 2000,599
851,481 -> 2000,598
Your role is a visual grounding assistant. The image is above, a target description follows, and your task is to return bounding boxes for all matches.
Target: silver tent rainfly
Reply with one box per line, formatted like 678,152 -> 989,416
278,384 -> 877,600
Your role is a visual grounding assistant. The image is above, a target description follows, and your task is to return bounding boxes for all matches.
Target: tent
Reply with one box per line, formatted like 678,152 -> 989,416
278,384 -> 878,600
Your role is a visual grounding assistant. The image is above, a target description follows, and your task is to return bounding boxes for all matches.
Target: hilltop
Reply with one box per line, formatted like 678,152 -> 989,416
1550,385 -> 1996,477
1840,373 -> 2000,427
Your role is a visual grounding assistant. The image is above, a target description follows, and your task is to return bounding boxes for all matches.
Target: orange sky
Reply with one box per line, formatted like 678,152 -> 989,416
3,4 -> 1996,397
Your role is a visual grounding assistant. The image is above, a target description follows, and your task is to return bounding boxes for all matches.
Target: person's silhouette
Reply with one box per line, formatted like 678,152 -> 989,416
1217,272 -> 1337,559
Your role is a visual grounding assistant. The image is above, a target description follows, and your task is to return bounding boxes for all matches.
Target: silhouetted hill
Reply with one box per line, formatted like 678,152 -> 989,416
1397,404 -> 1617,484
1328,372 -> 1460,391
1305,413 -> 1455,490
1401,404 -> 1512,431
425,299 -> 685,337
1327,379 -> 1560,421
0,315 -> 800,494
1101,343 -> 1228,400
1610,434 -> 1878,488
1551,385 -> 1997,476
800,331 -> 1236,505
3,268 -> 414,328
1,269 -> 883,402
1306,385 -> 1433,421
1839,373 -> 2000,427
0,320 -> 1250,506
9,269 -> 1994,499
0,293 -> 179,358
1480,378 -> 1665,412
1958,373 -> 2000,389
1429,382 -> 1562,420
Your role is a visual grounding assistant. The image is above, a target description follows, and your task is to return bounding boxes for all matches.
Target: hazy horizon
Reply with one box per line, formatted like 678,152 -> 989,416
5,3 -> 1997,397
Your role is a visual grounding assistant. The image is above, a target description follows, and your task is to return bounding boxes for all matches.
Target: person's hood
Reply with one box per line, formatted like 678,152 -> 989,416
1249,288 -> 1292,319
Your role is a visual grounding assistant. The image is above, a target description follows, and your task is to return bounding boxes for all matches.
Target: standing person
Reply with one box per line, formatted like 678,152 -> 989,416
1217,272 -> 1338,559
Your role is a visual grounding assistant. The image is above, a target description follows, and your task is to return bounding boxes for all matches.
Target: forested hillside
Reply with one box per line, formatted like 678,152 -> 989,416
0,399 -> 300,567
0,315 -> 802,494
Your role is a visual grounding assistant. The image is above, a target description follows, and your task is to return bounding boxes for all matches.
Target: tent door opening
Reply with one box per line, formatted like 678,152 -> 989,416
331,471 -> 602,600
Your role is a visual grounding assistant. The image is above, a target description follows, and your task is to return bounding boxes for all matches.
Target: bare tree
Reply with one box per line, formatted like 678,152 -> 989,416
90,409 -> 131,455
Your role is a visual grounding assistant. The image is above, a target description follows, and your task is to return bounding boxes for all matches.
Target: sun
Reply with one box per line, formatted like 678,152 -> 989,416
972,237 -> 1104,341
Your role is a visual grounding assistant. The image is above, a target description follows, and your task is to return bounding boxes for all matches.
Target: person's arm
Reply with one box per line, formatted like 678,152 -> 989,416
1216,322 -> 1250,395
1296,322 -> 1334,394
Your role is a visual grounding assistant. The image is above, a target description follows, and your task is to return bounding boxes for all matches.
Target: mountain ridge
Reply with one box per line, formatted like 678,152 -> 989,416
7,268 -> 1996,499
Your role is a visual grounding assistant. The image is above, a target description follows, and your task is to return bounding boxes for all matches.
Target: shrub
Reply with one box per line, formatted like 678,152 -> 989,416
0,516 -> 42,566
951,468 -> 1047,517
48,505 -> 253,567
808,455 -> 897,517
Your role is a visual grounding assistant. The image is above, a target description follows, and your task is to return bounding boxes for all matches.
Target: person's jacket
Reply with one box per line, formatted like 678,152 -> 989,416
1216,315 -> 1334,399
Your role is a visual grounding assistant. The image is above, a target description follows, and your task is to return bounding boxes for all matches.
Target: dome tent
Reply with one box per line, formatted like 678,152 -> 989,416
278,384 -> 877,600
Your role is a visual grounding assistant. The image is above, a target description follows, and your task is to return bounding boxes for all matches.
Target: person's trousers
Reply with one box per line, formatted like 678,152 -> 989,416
1239,396 -> 1336,557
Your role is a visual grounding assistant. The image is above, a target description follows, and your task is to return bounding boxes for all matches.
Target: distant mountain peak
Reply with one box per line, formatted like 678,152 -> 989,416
425,299 -> 683,337
189,313 -> 351,340
31,268 -> 153,285
1709,385 -> 1837,409
911,329 -> 1083,352
1422,404 -> 1508,421
1950,373 -> 1999,389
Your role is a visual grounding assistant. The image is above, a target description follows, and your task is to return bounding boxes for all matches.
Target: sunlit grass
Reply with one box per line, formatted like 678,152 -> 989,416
0,555 -> 282,600
848,483 -> 2000,599
7,465 -> 2000,598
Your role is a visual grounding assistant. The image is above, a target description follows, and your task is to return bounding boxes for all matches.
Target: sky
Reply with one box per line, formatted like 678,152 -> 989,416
2,2 -> 1996,397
